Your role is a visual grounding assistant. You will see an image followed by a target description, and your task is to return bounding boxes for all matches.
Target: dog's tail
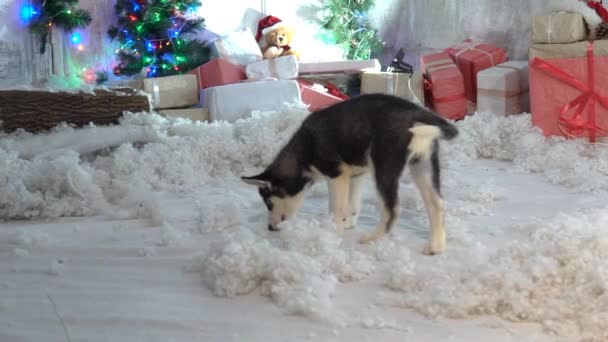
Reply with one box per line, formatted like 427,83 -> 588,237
407,111 -> 458,159
411,110 -> 459,140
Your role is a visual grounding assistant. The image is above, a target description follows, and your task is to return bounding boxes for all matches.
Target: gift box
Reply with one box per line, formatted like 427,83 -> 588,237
446,43 -> 508,102
531,12 -> 587,44
297,79 -> 345,112
245,55 -> 299,80
159,108 -> 210,122
126,74 -> 199,110
190,58 -> 246,89
529,41 -> 608,141
204,80 -> 302,122
476,61 -> 529,116
208,29 -> 263,66
360,71 -> 425,106
298,59 -> 381,75
420,52 -> 467,120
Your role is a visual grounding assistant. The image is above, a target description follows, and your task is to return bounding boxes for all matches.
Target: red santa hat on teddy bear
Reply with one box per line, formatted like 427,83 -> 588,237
255,15 -> 287,42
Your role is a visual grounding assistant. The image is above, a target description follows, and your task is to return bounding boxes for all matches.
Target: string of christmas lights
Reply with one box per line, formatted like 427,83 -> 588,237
23,0 -> 92,54
108,0 -> 210,77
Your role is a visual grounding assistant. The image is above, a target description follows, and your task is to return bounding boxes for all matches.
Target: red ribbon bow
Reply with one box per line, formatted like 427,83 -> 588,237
530,41 -> 608,142
323,82 -> 350,100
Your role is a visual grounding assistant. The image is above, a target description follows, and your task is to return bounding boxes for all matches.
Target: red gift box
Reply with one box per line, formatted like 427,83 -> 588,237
420,52 -> 467,120
190,58 -> 246,89
297,79 -> 346,112
446,43 -> 507,102
529,41 -> 608,142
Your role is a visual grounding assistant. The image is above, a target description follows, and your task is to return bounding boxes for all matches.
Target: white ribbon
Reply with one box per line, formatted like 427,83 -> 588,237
151,79 -> 161,107
426,64 -> 457,74
268,58 -> 278,78
424,58 -> 453,70
455,45 -> 496,67
408,77 -> 423,106
547,13 -> 554,44
385,72 -> 422,106
386,73 -> 398,95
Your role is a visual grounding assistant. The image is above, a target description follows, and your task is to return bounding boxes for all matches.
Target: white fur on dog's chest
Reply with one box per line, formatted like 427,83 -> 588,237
340,162 -> 370,177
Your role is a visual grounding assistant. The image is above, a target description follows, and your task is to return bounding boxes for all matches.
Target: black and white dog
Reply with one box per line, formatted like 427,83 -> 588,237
242,94 -> 458,255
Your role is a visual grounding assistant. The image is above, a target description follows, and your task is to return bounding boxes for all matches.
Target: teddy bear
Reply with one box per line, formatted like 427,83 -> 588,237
255,15 -> 301,60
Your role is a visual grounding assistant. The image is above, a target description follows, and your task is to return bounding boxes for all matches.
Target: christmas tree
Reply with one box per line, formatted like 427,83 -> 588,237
107,0 -> 211,77
318,0 -> 384,60
25,0 -> 92,54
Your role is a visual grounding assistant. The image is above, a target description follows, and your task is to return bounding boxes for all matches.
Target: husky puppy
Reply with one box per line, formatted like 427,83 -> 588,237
242,94 -> 458,255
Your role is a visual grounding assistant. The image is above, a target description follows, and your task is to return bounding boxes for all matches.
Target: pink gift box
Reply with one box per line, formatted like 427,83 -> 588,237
297,80 -> 345,112
190,58 -> 246,89
420,52 -> 467,120
529,41 -> 608,141
446,43 -> 508,102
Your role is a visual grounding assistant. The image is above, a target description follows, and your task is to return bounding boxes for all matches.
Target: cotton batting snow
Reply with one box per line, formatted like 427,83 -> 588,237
1,106 -> 608,341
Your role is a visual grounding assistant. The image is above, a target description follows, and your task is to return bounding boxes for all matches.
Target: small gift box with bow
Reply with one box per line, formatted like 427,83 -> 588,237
531,12 -> 588,44
476,61 -> 530,116
445,42 -> 508,103
420,51 -> 467,120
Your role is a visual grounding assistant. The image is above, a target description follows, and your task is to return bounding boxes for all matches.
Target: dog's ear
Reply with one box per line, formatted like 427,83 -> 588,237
241,173 -> 271,188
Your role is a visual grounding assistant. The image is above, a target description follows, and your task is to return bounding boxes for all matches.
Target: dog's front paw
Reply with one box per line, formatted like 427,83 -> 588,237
344,211 -> 359,229
422,239 -> 445,255
334,217 -> 347,235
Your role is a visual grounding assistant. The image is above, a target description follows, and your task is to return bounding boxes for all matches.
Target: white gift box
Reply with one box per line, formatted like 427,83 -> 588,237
476,61 -> 530,115
298,59 -> 381,74
209,29 -> 263,66
245,55 -> 299,80
204,80 -> 302,122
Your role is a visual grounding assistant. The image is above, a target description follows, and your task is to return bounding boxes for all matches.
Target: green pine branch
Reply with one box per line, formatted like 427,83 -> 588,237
28,0 -> 92,54
318,0 -> 384,60
108,0 -> 210,77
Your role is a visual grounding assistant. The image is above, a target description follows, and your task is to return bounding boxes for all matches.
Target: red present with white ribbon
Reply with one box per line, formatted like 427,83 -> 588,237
297,79 -> 346,112
446,43 -> 508,102
420,52 -> 467,120
190,58 -> 246,90
529,40 -> 608,142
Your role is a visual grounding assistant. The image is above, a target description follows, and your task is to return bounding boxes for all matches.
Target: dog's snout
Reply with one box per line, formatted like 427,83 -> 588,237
268,224 -> 279,231
278,36 -> 284,42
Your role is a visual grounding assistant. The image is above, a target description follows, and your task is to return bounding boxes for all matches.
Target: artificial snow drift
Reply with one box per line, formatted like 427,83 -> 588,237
2,106 -> 608,341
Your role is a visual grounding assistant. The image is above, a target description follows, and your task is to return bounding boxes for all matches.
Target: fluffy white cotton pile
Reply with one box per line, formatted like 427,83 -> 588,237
383,208 -> 608,340
0,105 -> 309,220
2,106 -> 606,220
447,112 -> 608,192
191,217 -> 374,323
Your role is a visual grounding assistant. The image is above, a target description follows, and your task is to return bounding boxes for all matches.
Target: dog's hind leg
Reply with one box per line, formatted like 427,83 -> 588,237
359,151 -> 404,244
345,175 -> 365,229
328,173 -> 351,234
408,143 -> 445,255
